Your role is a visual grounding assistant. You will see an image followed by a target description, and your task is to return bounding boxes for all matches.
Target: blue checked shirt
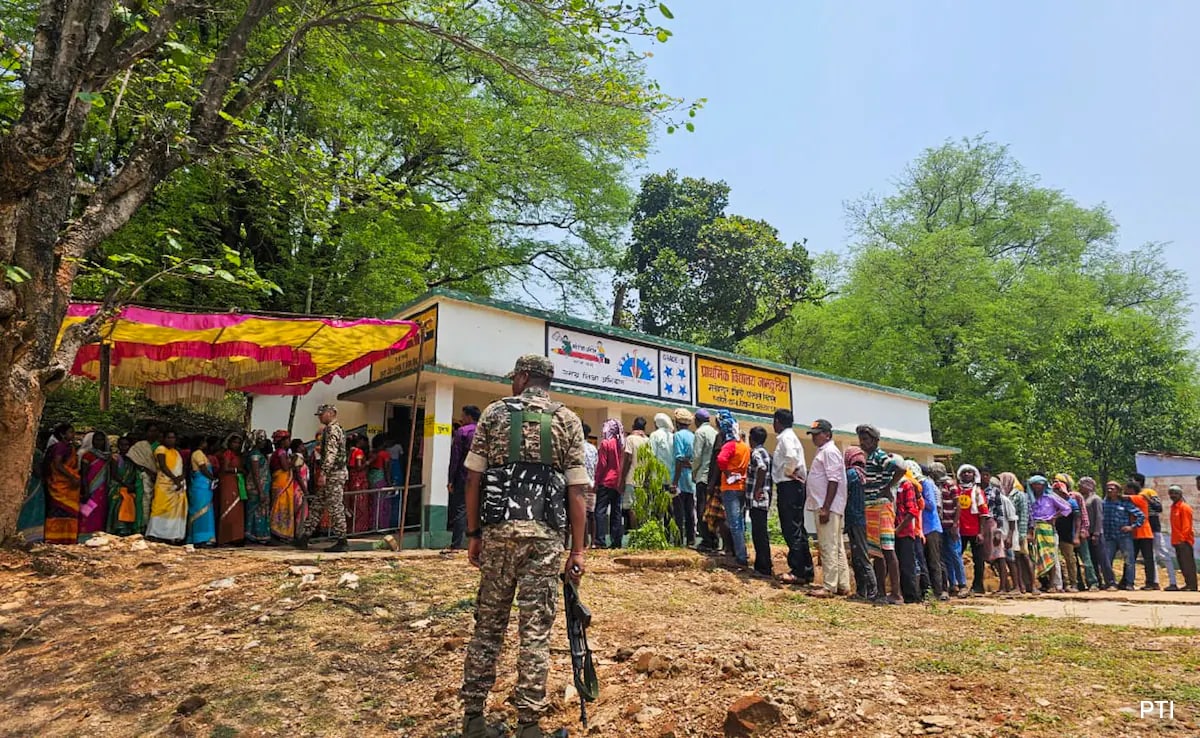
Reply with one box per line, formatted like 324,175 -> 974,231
1102,498 -> 1144,541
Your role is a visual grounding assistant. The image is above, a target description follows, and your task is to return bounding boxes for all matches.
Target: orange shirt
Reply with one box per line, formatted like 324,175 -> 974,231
1128,494 -> 1153,539
1171,500 -> 1195,547
716,440 -> 750,493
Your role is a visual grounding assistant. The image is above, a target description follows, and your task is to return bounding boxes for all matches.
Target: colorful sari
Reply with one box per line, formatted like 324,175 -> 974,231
187,449 -> 216,544
79,450 -> 111,540
107,454 -> 143,536
216,448 -> 246,545
269,448 -> 304,541
45,441 -> 80,545
347,446 -> 372,532
127,440 -> 158,525
865,500 -> 897,559
145,446 -> 186,542
18,449 -> 46,543
244,448 -> 271,543
1033,520 -> 1058,577
368,448 -> 392,529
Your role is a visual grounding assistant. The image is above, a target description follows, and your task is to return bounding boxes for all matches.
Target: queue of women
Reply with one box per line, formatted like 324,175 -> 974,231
18,421 -> 406,546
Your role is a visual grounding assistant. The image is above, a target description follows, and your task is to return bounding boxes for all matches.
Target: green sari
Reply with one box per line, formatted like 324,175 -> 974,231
107,454 -> 144,536
17,449 -> 45,543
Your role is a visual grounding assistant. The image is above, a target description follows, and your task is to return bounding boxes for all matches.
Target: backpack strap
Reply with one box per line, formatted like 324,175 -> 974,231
505,399 -> 563,466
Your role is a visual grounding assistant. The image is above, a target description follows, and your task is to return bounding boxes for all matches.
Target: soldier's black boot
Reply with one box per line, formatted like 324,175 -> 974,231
515,722 -> 554,738
325,537 -> 349,553
461,713 -> 502,738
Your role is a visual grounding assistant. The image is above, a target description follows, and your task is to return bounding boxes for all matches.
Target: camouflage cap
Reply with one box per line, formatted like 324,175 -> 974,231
314,403 -> 338,416
505,354 -> 555,379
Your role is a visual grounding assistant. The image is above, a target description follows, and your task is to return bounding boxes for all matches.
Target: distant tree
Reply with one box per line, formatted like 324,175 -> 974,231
625,170 -> 819,350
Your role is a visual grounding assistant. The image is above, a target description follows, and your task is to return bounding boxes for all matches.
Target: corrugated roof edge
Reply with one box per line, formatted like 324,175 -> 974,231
341,363 -> 960,454
381,288 -> 939,404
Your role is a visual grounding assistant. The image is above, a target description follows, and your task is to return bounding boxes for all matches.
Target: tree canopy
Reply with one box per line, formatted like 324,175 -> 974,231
622,170 -> 820,350
747,136 -> 1198,478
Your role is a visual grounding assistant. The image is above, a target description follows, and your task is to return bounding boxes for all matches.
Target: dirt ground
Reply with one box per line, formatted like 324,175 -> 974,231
0,539 -> 1198,738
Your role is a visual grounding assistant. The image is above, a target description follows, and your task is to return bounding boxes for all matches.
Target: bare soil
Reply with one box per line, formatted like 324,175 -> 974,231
0,540 -> 1197,738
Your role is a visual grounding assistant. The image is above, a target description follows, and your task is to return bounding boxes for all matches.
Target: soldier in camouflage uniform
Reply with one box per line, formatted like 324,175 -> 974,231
297,403 -> 349,553
461,355 -> 589,738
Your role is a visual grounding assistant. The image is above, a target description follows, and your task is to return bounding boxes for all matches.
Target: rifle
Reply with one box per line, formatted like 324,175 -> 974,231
562,573 -> 598,728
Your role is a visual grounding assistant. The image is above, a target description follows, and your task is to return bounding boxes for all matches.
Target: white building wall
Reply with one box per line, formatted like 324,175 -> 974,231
251,368 -> 370,440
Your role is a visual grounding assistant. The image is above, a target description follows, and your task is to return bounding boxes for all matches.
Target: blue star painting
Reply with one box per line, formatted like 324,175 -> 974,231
665,383 -> 675,395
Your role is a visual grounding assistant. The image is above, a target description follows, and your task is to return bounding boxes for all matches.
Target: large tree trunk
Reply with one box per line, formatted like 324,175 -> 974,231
0,159 -> 80,540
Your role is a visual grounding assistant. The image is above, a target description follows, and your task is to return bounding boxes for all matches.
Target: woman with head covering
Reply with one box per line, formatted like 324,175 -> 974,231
999,472 -> 1032,594
269,430 -> 304,541
244,431 -> 273,544
44,424 -> 81,544
713,409 -> 750,567
107,436 -> 143,537
78,432 -> 111,541
842,446 -> 878,601
1028,474 -> 1072,590
982,472 -> 1016,594
18,431 -> 50,544
954,464 -> 990,595
893,455 -> 925,602
215,433 -> 247,546
593,418 -> 626,548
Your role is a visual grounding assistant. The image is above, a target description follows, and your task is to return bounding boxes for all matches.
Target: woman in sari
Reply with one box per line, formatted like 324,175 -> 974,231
187,436 -> 217,546
269,430 -> 303,542
368,434 -> 392,531
45,424 -> 80,544
344,434 -> 370,533
216,433 -> 246,546
288,438 -> 311,536
18,432 -> 49,543
108,436 -> 143,536
146,431 -> 187,544
244,432 -> 273,544
78,432 -> 112,541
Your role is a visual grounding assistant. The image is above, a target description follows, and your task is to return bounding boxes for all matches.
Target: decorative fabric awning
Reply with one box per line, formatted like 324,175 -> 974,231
59,303 -> 420,404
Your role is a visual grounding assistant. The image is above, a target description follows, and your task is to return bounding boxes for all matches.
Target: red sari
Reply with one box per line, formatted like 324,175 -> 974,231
346,446 -> 372,532
216,449 -> 245,545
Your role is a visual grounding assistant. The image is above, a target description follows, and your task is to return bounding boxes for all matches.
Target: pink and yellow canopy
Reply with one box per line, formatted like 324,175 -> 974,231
60,303 -> 420,404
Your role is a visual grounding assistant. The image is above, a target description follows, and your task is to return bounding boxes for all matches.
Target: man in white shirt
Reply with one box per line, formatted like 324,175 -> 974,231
772,409 -> 813,584
692,410 -> 720,551
805,419 -> 849,596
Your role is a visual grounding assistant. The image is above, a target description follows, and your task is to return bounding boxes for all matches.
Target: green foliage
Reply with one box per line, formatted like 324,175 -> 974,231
748,136 -> 1198,473
627,518 -> 670,550
41,378 -> 246,438
630,442 -> 680,545
624,170 -> 819,349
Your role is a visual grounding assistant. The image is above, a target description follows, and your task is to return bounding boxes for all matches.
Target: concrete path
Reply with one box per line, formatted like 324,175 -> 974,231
958,591 -> 1200,628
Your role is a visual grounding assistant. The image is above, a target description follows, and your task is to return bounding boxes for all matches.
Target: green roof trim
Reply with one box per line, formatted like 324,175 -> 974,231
341,363 -> 959,454
382,288 -> 938,403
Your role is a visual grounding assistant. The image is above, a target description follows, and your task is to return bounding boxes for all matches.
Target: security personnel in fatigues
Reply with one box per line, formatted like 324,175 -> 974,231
297,403 -> 349,553
460,355 -> 589,738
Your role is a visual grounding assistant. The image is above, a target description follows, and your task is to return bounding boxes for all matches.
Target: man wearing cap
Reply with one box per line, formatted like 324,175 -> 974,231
460,354 -> 588,738
298,404 -> 348,552
1168,485 -> 1197,591
692,409 -> 720,551
672,408 -> 697,547
772,408 -> 813,584
805,419 -> 848,596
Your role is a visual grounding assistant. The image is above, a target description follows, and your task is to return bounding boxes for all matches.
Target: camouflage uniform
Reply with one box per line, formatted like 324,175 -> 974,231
460,358 -> 588,725
304,417 -> 347,538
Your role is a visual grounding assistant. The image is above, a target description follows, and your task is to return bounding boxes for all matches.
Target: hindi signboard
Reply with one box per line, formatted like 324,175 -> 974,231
370,305 -> 438,384
545,324 -> 692,403
695,357 -> 792,417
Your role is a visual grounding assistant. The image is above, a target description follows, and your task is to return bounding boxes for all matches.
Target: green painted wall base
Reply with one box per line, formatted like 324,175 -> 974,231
401,503 -> 450,549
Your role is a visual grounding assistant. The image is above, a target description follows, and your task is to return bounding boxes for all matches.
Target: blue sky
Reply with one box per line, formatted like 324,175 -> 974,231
639,0 -> 1200,339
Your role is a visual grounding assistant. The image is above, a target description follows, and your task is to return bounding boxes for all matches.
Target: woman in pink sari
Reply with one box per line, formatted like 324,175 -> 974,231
78,432 -> 111,541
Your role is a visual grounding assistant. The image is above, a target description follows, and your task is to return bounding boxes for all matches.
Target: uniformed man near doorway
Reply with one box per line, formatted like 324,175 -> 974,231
460,355 -> 589,738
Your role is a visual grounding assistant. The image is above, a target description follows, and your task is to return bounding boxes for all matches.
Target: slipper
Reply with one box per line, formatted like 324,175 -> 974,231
807,589 -> 832,598
777,573 -> 798,584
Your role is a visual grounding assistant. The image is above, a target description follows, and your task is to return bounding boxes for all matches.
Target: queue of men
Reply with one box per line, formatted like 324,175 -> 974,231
455,355 -> 1198,738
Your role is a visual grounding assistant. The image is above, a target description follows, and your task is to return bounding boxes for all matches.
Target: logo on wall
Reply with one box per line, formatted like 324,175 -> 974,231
551,332 -> 611,365
617,352 -> 655,382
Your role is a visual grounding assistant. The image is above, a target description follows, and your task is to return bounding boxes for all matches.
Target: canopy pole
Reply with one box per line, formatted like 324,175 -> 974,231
98,343 -> 111,411
286,275 -> 316,435
398,326 -> 426,550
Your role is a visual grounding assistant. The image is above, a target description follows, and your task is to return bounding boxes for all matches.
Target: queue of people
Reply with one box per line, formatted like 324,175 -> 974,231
18,405 -> 412,551
578,408 -> 1199,600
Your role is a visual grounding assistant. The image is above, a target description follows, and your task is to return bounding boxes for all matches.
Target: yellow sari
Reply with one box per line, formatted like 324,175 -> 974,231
145,446 -> 186,542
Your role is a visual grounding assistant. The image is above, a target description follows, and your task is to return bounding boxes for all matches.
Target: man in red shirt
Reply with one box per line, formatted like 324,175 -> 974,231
1169,485 -> 1196,591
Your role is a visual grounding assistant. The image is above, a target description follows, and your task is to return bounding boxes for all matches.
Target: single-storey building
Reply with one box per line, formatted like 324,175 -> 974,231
251,289 -> 959,548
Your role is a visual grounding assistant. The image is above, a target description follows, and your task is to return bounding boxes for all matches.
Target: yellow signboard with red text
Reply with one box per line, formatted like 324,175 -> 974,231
695,357 -> 791,417
370,306 -> 438,383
